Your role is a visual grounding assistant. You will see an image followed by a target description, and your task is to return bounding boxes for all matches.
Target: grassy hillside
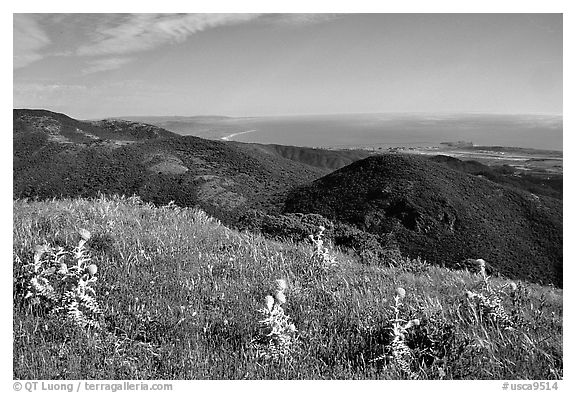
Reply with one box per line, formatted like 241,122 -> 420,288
13,196 -> 562,379
285,154 -> 562,287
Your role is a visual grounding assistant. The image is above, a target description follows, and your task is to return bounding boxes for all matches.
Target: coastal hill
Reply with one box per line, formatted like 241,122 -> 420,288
428,155 -> 562,200
13,109 -> 329,220
284,154 -> 562,286
230,142 -> 373,171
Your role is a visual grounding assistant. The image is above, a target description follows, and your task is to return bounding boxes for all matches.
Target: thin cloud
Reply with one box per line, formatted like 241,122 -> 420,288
14,14 -> 51,69
82,57 -> 133,74
267,13 -> 342,26
14,13 -> 340,72
14,82 -> 87,94
76,13 -> 262,57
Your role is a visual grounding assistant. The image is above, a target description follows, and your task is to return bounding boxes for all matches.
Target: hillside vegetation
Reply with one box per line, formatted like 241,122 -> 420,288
285,154 -> 562,287
13,196 -> 562,380
231,142 -> 373,171
13,109 -> 329,221
429,155 -> 562,200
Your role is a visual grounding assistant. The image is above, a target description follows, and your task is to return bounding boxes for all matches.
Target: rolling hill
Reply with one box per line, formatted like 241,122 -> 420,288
284,154 -> 562,286
428,155 -> 562,200
230,142 -> 373,171
13,109 -> 329,222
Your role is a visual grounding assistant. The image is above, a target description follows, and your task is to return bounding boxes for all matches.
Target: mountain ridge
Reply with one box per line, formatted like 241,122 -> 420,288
284,154 -> 562,286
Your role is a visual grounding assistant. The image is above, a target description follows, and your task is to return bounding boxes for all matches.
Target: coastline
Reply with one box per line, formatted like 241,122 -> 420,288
220,129 -> 257,141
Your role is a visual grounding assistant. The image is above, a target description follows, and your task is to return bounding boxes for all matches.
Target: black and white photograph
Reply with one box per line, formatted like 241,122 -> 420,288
10,3 -> 567,385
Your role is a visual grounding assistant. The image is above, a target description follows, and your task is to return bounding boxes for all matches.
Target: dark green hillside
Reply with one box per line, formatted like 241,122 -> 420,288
13,109 -> 327,222
284,154 -> 562,286
427,155 -> 489,173
428,155 -> 562,200
14,109 -> 178,143
232,142 -> 373,170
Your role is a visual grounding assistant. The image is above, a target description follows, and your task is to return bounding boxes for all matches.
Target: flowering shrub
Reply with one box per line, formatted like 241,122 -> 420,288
374,287 -> 421,379
465,259 -> 515,330
17,229 -> 102,330
309,225 -> 337,271
254,279 -> 298,360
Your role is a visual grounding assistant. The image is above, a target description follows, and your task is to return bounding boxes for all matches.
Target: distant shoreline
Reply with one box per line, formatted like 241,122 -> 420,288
220,129 -> 257,141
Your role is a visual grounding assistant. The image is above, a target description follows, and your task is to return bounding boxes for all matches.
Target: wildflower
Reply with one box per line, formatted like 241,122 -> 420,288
274,279 -> 288,291
33,244 -> 47,253
476,259 -> 487,279
467,290 -> 514,329
275,291 -> 286,305
309,225 -> 337,271
33,245 -> 48,263
58,263 -> 68,275
373,288 -> 419,379
78,228 -> 91,241
87,264 -> 98,276
20,238 -> 102,330
404,318 -> 420,329
509,282 -> 518,292
255,280 -> 298,360
437,367 -> 446,378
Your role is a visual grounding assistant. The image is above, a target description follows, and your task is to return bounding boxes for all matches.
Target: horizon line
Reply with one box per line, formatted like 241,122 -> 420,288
13,107 -> 563,121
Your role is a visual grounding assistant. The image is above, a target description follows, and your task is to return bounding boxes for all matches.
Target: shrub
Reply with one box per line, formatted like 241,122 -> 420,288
15,229 -> 103,331
237,210 -> 403,266
253,279 -> 298,361
237,210 -> 333,242
464,259 -> 515,330
308,225 -> 338,272
373,287 -> 421,379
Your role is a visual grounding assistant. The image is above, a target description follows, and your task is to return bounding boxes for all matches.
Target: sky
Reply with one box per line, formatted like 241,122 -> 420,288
13,13 -> 562,119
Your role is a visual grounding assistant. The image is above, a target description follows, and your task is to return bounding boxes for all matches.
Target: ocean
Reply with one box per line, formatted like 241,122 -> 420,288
219,113 -> 563,151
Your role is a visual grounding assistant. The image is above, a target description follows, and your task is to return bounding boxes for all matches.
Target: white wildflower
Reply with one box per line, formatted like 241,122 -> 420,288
87,264 -> 98,276
274,279 -> 287,291
275,291 -> 286,305
78,228 -> 91,241
255,281 -> 298,360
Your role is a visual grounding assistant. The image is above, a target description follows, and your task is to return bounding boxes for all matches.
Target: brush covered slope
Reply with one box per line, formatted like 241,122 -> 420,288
284,154 -> 562,287
428,155 -> 562,200
231,142 -> 373,171
14,109 -> 329,221
13,196 -> 562,379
